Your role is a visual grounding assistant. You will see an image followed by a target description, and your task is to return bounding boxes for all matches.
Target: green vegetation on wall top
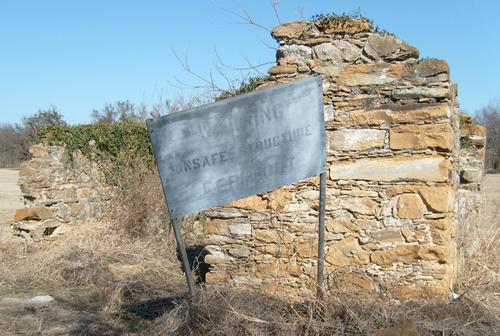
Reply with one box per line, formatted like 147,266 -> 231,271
310,9 -> 372,25
310,10 -> 395,36
38,120 -> 154,184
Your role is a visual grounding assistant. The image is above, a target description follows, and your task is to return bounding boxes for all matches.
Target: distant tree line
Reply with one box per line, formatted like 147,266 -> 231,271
0,97 -> 200,168
0,106 -> 66,167
475,100 -> 500,172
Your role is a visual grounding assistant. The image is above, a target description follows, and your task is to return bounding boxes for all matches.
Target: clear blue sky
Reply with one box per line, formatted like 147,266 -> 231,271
1,1 -> 499,125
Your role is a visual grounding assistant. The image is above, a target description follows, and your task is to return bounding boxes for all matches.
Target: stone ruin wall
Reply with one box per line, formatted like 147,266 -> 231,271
12,144 -> 112,244
201,19 -> 486,300
11,18 -> 487,300
456,114 -> 487,232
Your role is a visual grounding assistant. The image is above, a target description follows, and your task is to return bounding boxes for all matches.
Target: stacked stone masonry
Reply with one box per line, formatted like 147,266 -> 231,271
456,114 -> 487,233
12,18 -> 487,301
202,19 -> 486,300
13,144 -> 112,243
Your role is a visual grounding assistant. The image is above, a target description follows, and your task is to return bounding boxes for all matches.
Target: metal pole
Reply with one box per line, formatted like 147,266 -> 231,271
316,171 -> 327,298
170,217 -> 195,296
147,123 -> 195,296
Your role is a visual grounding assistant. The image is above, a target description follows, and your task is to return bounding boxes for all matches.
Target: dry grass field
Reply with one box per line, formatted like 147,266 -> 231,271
482,174 -> 500,224
0,170 -> 498,335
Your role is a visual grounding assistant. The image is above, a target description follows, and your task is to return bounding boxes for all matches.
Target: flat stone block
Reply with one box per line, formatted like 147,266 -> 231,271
337,63 -> 406,86
329,129 -> 386,151
330,156 -> 451,182
14,206 -> 54,221
390,123 -> 454,151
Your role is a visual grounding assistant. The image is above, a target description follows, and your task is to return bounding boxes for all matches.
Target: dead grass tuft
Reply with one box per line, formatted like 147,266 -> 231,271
143,288 -> 498,335
101,155 -> 170,238
455,188 -> 500,322
0,218 -> 185,304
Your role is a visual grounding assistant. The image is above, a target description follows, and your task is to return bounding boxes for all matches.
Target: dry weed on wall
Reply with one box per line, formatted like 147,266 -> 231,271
107,159 -> 204,247
107,156 -> 169,238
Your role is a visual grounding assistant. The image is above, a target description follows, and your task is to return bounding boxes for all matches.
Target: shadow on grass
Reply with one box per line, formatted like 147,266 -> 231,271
122,294 -> 185,320
58,292 -> 189,335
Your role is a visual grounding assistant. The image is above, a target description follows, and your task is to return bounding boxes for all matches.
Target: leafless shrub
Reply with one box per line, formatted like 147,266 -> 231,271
152,95 -> 203,117
90,97 -> 205,125
91,100 -> 146,124
0,106 -> 66,167
109,157 -> 168,238
0,123 -> 21,168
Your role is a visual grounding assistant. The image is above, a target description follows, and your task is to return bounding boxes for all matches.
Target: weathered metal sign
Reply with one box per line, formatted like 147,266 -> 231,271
147,76 -> 326,219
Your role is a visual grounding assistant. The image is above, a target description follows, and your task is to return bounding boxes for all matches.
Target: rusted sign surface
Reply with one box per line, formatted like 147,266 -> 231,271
147,76 -> 325,218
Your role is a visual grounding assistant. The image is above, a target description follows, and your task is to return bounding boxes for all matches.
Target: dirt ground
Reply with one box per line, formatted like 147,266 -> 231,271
0,169 -> 23,246
0,169 -> 22,224
0,171 -> 498,335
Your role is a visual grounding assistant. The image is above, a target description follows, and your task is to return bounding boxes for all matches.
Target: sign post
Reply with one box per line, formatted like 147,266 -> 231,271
147,76 -> 326,297
316,172 -> 327,298
170,218 -> 196,295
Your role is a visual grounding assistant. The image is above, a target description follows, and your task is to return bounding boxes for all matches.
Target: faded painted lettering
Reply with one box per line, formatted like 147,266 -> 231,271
147,76 -> 325,218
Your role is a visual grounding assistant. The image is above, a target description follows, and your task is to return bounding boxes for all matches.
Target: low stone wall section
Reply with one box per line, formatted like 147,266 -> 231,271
13,144 -> 112,242
456,114 -> 487,233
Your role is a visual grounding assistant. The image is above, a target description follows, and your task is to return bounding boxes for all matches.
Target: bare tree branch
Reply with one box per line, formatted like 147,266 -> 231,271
214,47 -> 273,73
241,55 -> 268,77
171,46 -> 226,94
272,0 -> 281,25
296,5 -> 306,21
169,2 -> 280,100
208,0 -> 271,33
259,37 -> 278,51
